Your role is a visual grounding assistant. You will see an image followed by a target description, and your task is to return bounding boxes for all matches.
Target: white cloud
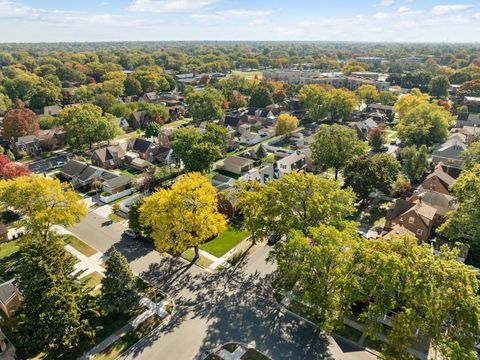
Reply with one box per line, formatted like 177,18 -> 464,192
431,4 -> 473,15
373,12 -> 391,20
473,12 -> 480,19
127,0 -> 219,13
398,6 -> 410,13
216,9 -> 272,17
379,0 -> 395,7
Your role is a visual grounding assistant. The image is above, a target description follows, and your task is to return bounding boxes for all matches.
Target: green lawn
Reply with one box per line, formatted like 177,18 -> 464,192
63,234 -> 98,257
93,315 -> 161,360
181,248 -> 214,269
108,212 -> 124,223
0,239 -> 22,282
199,224 -> 249,258
163,119 -> 190,128
81,272 -> 103,290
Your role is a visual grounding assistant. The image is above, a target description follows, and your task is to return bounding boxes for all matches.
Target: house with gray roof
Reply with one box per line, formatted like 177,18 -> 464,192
432,139 -> 467,170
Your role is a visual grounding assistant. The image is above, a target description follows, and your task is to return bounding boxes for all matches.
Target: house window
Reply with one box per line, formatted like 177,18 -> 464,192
408,217 -> 415,224
417,229 -> 423,236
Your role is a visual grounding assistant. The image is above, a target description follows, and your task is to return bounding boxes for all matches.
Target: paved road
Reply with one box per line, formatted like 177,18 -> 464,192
69,212 -> 378,360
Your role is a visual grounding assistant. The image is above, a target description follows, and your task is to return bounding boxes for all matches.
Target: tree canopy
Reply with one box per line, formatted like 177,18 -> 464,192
275,113 -> 298,136
2,108 -> 39,139
186,87 -> 224,121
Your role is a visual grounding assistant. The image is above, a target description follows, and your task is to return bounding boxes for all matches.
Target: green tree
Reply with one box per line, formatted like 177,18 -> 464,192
368,126 -> 386,152
29,78 -> 61,110
227,90 -> 247,109
140,172 -> 226,259
186,87 -> 224,121
16,233 -> 98,356
58,104 -> 121,150
94,93 -> 118,114
249,85 -> 273,108
124,76 -> 143,96
344,153 -> 400,201
393,88 -> 428,120
400,145 -> 429,181
145,122 -> 162,140
0,92 -> 13,115
311,124 -> 366,180
327,88 -> 358,120
429,75 -> 450,98
396,102 -> 453,146
298,84 -> 330,121
256,144 -> 267,159
378,91 -> 398,106
439,164 -> 480,264
460,141 -> 480,169
131,70 -> 170,93
101,248 -> 139,315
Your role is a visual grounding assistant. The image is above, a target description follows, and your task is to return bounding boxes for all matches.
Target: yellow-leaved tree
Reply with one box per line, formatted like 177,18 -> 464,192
0,176 -> 87,239
139,172 -> 226,259
275,114 -> 299,136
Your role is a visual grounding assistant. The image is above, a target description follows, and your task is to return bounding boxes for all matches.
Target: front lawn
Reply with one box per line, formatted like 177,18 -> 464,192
181,248 -> 214,269
199,224 -> 249,258
0,239 -> 22,282
93,315 -> 161,360
108,212 -> 124,223
63,234 -> 98,257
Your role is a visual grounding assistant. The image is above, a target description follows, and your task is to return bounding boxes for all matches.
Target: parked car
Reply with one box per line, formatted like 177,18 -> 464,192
124,229 -> 140,239
267,233 -> 281,245
390,139 -> 397,145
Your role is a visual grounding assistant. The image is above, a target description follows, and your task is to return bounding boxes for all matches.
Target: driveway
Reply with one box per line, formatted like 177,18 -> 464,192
68,212 -> 378,360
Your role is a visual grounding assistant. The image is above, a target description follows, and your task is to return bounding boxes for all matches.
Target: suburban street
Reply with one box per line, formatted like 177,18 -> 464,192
69,211 -> 378,360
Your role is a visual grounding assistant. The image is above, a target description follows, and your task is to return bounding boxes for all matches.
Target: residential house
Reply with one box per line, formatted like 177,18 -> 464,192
223,156 -> 255,175
384,199 -> 436,242
409,189 -> 457,227
211,174 -> 236,192
276,151 -> 307,177
349,118 -> 378,140
456,112 -> 480,127
37,128 -> 67,151
127,138 -> 157,162
115,117 -> 130,132
91,145 -> 126,170
432,138 -> 467,170
418,164 -> 455,195
102,174 -> 133,195
463,96 -> 480,112
382,223 -> 415,241
13,135 -> 42,156
143,92 -> 160,103
224,114 -> 243,130
0,280 -> 21,318
128,111 -> 151,130
43,105 -> 61,117
450,126 -> 480,145
366,103 -> 395,121
0,327 -> 16,359
57,160 -> 105,189
239,164 -> 275,185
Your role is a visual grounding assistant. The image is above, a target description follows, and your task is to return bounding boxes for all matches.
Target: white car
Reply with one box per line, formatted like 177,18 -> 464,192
124,229 -> 140,239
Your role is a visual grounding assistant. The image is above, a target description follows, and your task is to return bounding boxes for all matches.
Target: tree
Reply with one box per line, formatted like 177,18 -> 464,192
439,164 -> 480,264
2,108 -> 39,139
131,70 -> 169,93
94,93 -> 117,113
0,176 -> 87,239
256,144 -> 267,159
298,84 -> 330,121
268,225 -> 360,332
396,102 -> 453,146
58,104 -> 121,150
275,114 -> 298,136
139,172 -> 226,259
186,87 -> 224,121
400,145 -> 429,181
249,85 -> 273,108
0,93 -> 13,115
145,122 -> 162,140
378,91 -> 398,106
0,155 -> 30,179
311,124 -> 366,180
368,126 -> 386,152
101,248 -> 139,315
393,89 -> 428,120
16,233 -> 98,356
354,235 -> 480,359
429,75 -> 450,98
138,103 -> 169,124
29,78 -> 61,110
459,79 -> 480,98
235,172 -> 356,238
344,154 -> 400,201
460,141 -> 480,169
227,90 -> 247,109
327,88 -> 358,120
37,115 -> 56,130
124,76 -> 143,96
356,85 -> 379,104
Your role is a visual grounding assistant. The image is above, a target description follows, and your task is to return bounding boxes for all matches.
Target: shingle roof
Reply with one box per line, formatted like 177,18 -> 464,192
0,282 -> 17,304
224,116 -> 241,128
425,166 -> 455,187
224,155 -> 254,167
59,160 -> 101,182
131,138 -> 152,154
103,174 -> 132,189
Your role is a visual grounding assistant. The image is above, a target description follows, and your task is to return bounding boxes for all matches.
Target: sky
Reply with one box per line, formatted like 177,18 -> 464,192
0,0 -> 479,43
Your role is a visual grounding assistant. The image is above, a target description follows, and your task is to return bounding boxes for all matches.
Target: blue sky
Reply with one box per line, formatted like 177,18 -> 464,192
0,0 -> 479,42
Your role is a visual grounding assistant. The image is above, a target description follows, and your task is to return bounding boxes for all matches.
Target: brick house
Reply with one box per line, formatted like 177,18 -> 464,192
91,145 -> 126,170
384,199 -> 436,242
418,164 -> 455,195
0,281 -> 21,318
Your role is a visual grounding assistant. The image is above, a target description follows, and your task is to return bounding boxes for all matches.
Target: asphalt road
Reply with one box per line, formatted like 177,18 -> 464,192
69,212 -> 378,360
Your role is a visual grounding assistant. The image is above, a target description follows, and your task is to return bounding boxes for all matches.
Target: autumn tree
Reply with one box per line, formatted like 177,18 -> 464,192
400,145 -> 429,181
0,155 -> 30,179
186,87 -> 224,121
327,88 -> 358,120
2,108 -> 39,139
275,113 -> 298,136
139,172 -> 226,259
368,125 -> 386,152
0,93 -> 13,115
101,248 -> 139,315
58,104 -> 121,150
460,141 -> 480,169
356,85 -> 379,104
227,90 -> 247,109
311,124 -> 366,180
298,84 -> 330,121
396,102 -> 453,146
393,88 -> 428,120
459,79 -> 480,98
439,164 -> 480,264
344,153 -> 400,202
378,91 -> 398,106
0,176 -> 87,239
16,233 -> 98,356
